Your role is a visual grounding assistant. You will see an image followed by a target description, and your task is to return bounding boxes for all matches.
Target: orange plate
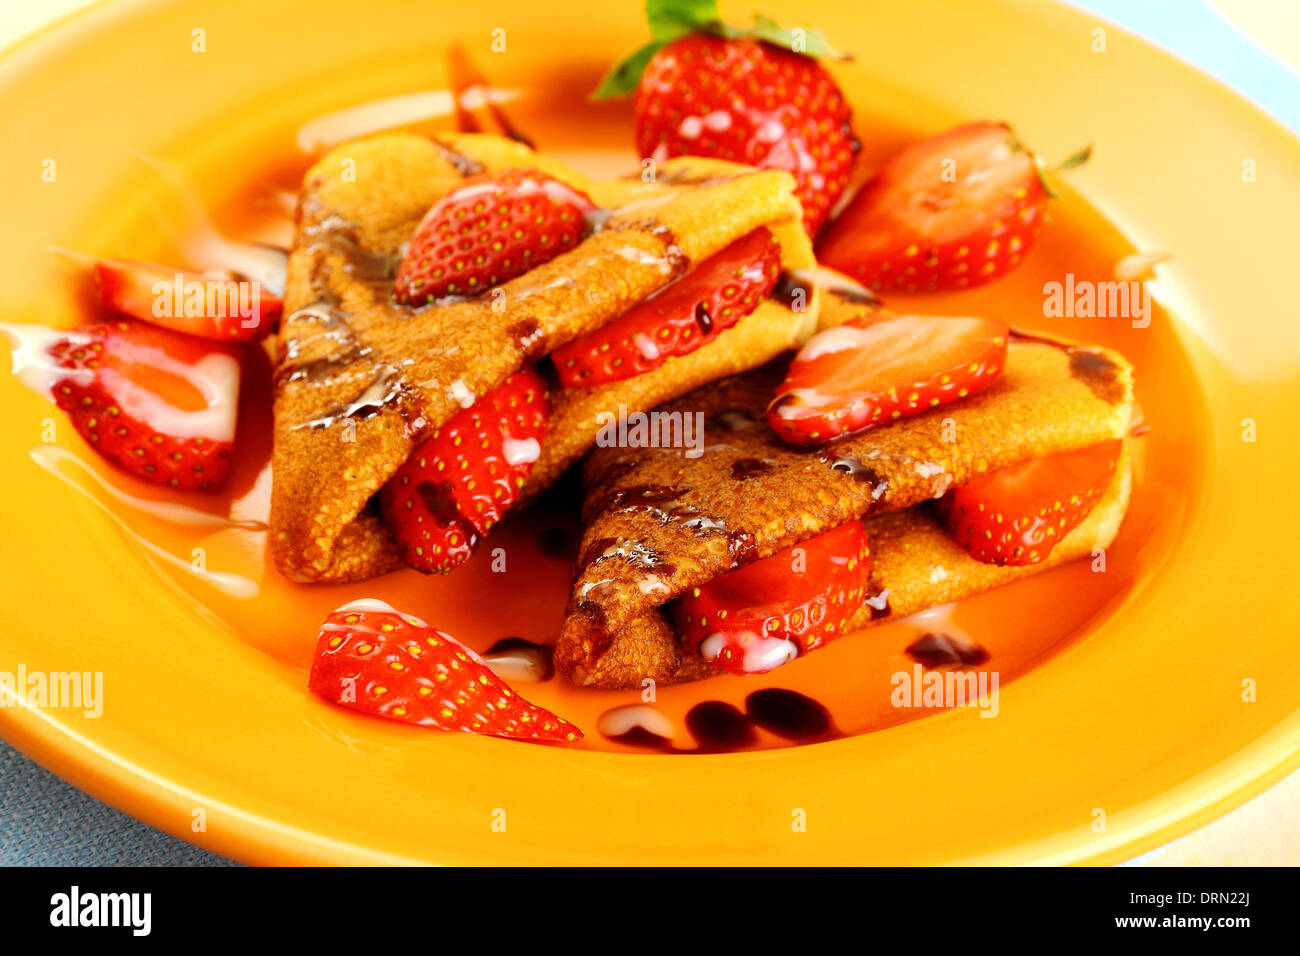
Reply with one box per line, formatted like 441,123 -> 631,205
0,0 -> 1297,865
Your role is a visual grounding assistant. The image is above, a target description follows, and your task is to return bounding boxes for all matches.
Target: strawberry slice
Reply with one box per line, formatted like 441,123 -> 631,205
376,368 -> 548,574
936,440 -> 1122,566
551,227 -> 781,388
309,598 -> 582,741
671,521 -> 870,675
767,314 -> 1008,446
393,169 -> 597,305
818,121 -> 1088,292
94,258 -> 280,341
12,320 -> 240,490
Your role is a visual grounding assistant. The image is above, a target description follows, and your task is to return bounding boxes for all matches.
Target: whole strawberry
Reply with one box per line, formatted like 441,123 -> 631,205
394,169 -> 596,305
596,0 -> 855,236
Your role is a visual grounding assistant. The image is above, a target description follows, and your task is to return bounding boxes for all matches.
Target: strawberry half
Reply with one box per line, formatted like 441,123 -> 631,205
377,368 -> 548,574
20,319 -> 240,490
393,169 -> 597,305
767,314 -> 1008,446
818,121 -> 1089,293
595,1 -> 855,235
309,598 -> 582,741
551,227 -> 781,388
672,520 -> 870,675
95,258 -> 280,341
936,440 -> 1122,566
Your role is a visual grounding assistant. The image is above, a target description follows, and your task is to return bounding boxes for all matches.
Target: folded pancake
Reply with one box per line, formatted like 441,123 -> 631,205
556,333 -> 1135,687
271,132 -> 815,583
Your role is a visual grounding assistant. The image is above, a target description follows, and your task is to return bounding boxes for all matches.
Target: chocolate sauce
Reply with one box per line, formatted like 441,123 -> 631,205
585,483 -> 684,522
771,271 -> 814,312
1007,328 -> 1125,404
905,632 -> 990,668
730,457 -> 773,481
509,318 -> 546,360
293,367 -> 411,430
823,455 -> 889,503
483,637 -> 554,682
1068,348 -> 1125,404
579,536 -> 674,576
607,726 -> 677,751
714,408 -> 758,432
536,525 -> 577,561
624,218 -> 690,279
414,481 -> 480,563
303,215 -> 401,284
574,598 -> 609,635
744,689 -> 836,741
693,302 -> 713,335
685,701 -> 758,752
821,274 -> 879,307
431,139 -> 485,176
864,586 -> 892,621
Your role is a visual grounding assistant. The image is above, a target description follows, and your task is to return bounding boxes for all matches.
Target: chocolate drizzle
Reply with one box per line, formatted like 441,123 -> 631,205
744,689 -> 836,741
730,457 -> 773,481
1008,328 -> 1125,404
1067,348 -> 1125,404
685,701 -> 758,752
822,454 -> 890,505
693,302 -> 713,335
771,270 -> 814,312
605,689 -> 839,753
905,632 -> 989,668
864,585 -> 892,620
431,138 -> 485,176
482,637 -> 554,682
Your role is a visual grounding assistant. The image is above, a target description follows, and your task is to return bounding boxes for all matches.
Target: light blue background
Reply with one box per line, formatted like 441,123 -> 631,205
2,0 -> 1297,866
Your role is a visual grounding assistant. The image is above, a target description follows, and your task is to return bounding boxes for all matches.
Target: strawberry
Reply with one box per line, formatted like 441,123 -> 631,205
551,227 -> 781,388
37,320 -> 240,490
767,314 -> 1008,446
595,0 -> 855,236
818,121 -> 1090,292
309,598 -> 582,741
672,520 -> 870,675
94,258 -> 280,341
393,169 -> 597,305
936,440 -> 1122,566
377,368 -> 548,574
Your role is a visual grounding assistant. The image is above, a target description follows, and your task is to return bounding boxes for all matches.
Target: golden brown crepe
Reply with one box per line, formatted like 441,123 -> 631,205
270,132 -> 816,583
556,333 -> 1135,687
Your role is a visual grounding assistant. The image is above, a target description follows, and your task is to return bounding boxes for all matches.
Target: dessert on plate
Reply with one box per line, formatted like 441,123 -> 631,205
556,316 -> 1133,687
271,130 -> 819,583
2,1 -> 1146,748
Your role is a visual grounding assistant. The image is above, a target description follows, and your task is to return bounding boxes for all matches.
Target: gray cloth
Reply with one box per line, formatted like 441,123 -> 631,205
0,742 -> 237,866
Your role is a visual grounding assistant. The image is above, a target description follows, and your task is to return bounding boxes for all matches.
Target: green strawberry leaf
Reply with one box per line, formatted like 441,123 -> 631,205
1055,143 -> 1093,171
592,40 -> 664,100
646,0 -> 724,40
592,0 -> 849,99
749,13 -> 852,60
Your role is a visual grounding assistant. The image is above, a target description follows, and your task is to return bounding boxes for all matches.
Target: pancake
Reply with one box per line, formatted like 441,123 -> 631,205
564,443 -> 1132,687
556,332 -> 1135,687
270,132 -> 815,583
